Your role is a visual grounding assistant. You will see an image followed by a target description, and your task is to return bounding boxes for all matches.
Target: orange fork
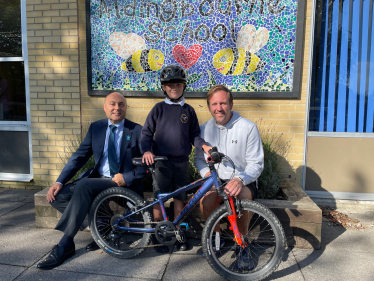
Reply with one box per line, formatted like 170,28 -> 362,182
227,196 -> 247,248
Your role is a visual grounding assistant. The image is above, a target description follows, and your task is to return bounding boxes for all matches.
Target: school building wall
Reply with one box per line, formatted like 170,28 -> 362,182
0,0 -> 312,190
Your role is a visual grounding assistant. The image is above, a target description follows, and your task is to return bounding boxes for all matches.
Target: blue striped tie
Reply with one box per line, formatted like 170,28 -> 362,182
108,125 -> 118,177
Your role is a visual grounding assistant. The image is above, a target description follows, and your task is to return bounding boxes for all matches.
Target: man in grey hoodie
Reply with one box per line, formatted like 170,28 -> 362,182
194,84 -> 264,270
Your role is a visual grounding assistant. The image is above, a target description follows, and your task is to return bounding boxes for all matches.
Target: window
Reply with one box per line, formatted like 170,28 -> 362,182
309,0 -> 374,133
0,0 -> 32,181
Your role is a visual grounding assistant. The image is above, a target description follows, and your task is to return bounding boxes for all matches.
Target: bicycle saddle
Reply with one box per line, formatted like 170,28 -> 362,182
132,156 -> 168,166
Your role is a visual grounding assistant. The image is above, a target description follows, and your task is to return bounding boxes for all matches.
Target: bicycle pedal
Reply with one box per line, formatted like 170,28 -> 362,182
175,229 -> 186,243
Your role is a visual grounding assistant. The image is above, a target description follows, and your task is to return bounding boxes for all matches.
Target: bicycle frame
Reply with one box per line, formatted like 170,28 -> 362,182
113,170 -> 221,233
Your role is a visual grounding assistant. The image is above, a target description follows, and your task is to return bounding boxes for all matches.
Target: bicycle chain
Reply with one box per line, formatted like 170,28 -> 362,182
110,220 -> 183,249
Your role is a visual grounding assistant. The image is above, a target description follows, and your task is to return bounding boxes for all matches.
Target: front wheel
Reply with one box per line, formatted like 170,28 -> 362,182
202,200 -> 286,281
89,187 -> 152,259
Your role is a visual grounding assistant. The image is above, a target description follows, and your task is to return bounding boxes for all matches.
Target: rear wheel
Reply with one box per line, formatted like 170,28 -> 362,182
89,187 -> 152,259
202,200 -> 286,281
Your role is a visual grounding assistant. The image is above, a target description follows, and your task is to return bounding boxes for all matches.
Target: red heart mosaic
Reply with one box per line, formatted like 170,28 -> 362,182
172,45 -> 203,69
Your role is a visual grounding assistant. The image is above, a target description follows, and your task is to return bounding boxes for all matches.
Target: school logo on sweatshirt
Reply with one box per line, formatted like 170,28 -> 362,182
180,114 -> 188,123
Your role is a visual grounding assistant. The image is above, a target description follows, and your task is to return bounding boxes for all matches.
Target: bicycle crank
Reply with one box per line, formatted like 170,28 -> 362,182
154,220 -> 177,245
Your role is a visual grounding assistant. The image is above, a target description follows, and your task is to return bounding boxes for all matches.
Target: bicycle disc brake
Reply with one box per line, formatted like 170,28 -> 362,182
154,221 -> 177,245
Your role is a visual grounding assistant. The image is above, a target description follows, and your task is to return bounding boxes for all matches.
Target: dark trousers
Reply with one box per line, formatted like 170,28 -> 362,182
51,177 -> 142,238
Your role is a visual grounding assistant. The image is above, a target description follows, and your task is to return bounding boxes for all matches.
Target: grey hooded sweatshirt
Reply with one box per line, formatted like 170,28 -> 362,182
194,111 -> 264,187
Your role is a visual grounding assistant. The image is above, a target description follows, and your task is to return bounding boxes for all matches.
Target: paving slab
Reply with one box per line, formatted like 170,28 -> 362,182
171,238 -> 203,256
0,189 -> 38,203
16,268 -> 158,281
163,254 -> 224,281
165,245 -> 304,281
294,249 -> 374,281
263,249 -> 305,281
0,264 -> 27,281
0,202 -> 36,227
45,237 -> 172,280
0,188 -> 8,194
0,226 -> 62,267
335,210 -> 374,224
0,201 -> 26,217
320,223 -> 374,252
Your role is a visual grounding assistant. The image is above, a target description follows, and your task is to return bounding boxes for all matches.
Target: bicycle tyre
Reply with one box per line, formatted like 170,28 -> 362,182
202,200 -> 286,281
89,187 -> 152,259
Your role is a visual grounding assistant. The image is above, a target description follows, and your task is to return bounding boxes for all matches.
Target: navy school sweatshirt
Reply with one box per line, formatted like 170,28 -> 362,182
140,102 -> 206,162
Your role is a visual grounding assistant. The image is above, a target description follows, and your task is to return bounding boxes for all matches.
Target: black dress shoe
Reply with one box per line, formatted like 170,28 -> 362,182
176,241 -> 189,251
37,244 -> 75,270
86,240 -> 99,252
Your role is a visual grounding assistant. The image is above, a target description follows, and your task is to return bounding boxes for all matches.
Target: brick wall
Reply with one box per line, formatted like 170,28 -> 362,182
0,0 -> 81,189
0,0 -> 311,189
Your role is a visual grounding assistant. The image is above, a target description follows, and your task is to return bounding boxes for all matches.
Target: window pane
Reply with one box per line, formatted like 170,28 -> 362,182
0,0 -> 22,57
309,0 -> 374,133
0,131 -> 30,174
0,61 -> 26,121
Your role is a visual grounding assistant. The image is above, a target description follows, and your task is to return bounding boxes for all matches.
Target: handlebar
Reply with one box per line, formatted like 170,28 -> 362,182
207,147 -> 225,163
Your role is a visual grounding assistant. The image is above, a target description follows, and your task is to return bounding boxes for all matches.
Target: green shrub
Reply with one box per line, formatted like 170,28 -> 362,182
256,119 -> 290,199
188,147 -> 201,182
59,128 -> 95,182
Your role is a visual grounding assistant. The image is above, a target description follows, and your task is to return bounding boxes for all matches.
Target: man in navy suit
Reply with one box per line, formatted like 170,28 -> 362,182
37,92 -> 146,270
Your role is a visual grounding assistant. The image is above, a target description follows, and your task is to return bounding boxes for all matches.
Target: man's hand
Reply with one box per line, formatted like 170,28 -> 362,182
46,183 -> 63,203
224,178 -> 243,197
112,173 -> 126,187
142,151 -> 155,165
204,172 -> 211,177
202,144 -> 213,156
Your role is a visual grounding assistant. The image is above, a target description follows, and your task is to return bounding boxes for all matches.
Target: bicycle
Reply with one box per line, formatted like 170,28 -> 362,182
88,148 -> 286,281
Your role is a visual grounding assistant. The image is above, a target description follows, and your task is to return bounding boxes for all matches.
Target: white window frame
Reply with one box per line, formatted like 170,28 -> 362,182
0,0 -> 32,182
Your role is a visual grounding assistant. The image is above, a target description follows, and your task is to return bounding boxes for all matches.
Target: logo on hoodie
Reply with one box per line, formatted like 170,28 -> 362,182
180,114 -> 188,123
232,140 -> 237,144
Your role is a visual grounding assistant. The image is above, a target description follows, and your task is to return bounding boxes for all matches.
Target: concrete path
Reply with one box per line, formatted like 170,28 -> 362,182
0,187 -> 374,281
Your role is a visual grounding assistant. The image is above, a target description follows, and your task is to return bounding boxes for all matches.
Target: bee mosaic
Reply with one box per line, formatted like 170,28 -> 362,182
121,49 -> 164,73
109,32 -> 165,73
213,25 -> 269,76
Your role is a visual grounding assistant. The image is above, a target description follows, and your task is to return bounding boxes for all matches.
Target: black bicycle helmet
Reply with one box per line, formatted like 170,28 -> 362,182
160,65 -> 187,84
160,65 -> 187,102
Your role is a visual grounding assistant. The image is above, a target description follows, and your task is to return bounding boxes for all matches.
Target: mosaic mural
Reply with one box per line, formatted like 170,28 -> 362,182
89,0 -> 298,93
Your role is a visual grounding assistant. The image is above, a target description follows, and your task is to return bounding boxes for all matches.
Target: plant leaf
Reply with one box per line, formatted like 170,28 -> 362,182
187,73 -> 202,85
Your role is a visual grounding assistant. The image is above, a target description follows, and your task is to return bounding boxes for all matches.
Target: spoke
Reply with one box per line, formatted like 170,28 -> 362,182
102,198 -> 116,217
97,209 -> 112,218
209,208 -> 282,276
247,214 -> 262,233
115,195 -> 120,213
249,244 -> 274,259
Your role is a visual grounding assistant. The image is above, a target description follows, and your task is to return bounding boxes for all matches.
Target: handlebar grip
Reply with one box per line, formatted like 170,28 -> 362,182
207,147 -> 225,163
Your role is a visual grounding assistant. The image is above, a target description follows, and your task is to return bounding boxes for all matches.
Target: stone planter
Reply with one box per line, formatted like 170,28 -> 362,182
257,180 -> 322,249
34,180 -> 321,249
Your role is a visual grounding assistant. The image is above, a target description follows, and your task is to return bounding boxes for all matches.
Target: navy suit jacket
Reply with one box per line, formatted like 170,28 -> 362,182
56,118 -> 146,190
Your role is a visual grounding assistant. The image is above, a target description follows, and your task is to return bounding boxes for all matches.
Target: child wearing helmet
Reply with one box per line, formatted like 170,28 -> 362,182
141,65 -> 212,253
